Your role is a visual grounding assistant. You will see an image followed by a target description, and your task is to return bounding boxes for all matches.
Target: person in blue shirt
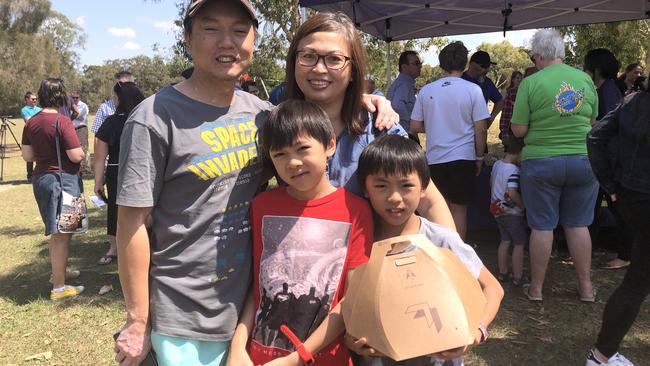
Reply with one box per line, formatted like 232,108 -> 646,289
462,51 -> 503,128
387,50 -> 421,131
20,91 -> 42,182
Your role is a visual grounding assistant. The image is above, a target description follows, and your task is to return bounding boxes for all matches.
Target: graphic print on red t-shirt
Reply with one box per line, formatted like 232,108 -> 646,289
251,215 -> 350,353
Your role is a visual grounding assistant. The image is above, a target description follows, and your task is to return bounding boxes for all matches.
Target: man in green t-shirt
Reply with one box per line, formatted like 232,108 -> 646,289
510,29 -> 599,305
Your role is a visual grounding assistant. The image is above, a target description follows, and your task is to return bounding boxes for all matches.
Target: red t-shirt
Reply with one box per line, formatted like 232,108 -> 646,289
249,187 -> 374,366
21,112 -> 80,175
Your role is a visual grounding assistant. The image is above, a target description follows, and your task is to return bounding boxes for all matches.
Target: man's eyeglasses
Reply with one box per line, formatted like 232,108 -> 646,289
72,96 -> 80,100
411,61 -> 422,67
296,50 -> 351,70
530,54 -> 536,64
29,98 -> 37,102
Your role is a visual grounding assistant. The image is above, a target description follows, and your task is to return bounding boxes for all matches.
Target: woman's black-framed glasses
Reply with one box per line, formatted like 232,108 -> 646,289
296,50 -> 351,70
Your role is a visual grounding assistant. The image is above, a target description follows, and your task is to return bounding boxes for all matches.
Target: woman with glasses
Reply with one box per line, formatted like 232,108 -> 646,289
282,12 -> 453,229
21,78 -> 86,300
93,82 -> 145,265
511,29 -> 599,303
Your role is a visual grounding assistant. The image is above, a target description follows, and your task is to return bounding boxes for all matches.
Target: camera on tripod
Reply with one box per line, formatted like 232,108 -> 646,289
1,115 -> 22,181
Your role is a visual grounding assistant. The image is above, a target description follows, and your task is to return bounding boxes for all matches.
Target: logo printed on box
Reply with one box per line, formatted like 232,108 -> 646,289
405,303 -> 442,332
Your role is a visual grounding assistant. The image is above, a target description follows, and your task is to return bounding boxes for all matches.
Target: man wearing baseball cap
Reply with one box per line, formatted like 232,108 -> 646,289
463,50 -> 504,127
113,1 -> 270,365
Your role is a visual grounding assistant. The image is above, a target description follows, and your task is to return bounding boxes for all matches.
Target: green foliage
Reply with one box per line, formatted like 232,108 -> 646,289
0,0 -> 84,115
358,34 -> 448,93
559,20 -> 649,69
476,41 -> 532,89
80,56 -> 179,111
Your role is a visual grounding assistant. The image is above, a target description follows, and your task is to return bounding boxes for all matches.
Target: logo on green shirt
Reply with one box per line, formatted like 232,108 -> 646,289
553,82 -> 585,116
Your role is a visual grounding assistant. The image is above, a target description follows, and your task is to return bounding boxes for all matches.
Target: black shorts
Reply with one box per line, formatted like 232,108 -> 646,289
428,160 -> 475,205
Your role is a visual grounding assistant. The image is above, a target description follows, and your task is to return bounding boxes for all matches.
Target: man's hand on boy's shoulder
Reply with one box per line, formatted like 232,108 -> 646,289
343,334 -> 385,357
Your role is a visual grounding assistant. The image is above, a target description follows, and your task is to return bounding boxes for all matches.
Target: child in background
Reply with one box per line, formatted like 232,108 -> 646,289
348,135 -> 504,366
228,100 -> 374,366
489,139 -> 528,286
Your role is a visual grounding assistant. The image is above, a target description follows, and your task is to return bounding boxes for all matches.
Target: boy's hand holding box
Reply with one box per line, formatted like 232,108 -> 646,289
342,234 -> 486,361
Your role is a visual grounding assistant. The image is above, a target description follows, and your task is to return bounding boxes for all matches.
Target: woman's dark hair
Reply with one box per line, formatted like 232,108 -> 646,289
508,71 -> 523,88
624,62 -> 642,74
258,99 -> 335,173
113,82 -> 145,115
284,12 -> 367,136
438,41 -> 468,73
357,135 -> 430,189
583,48 -> 620,80
37,78 -> 67,108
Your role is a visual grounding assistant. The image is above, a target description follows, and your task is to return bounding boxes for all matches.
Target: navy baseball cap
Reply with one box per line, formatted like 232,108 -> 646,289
470,51 -> 497,68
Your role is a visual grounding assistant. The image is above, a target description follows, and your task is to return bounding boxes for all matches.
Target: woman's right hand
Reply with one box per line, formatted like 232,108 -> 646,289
94,176 -> 105,199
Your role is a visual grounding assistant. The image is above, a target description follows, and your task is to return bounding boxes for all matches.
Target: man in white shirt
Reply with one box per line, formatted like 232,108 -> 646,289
410,41 -> 489,240
71,91 -> 90,173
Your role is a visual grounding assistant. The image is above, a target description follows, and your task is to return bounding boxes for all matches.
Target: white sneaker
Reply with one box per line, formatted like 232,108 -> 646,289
586,349 -> 634,366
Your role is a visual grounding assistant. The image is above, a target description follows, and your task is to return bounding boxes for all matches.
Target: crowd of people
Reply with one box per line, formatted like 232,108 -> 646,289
16,0 -> 649,365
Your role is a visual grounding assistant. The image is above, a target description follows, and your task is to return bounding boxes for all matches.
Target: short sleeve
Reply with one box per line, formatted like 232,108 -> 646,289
471,87 -> 491,123
59,117 -> 81,150
95,118 -> 112,144
511,80 -> 531,125
506,169 -> 520,190
116,121 -> 168,208
345,199 -> 374,269
439,230 -> 483,279
21,125 -> 31,145
488,80 -> 503,103
410,89 -> 424,121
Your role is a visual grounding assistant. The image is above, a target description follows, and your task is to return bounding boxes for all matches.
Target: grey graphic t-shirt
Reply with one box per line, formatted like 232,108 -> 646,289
117,86 -> 272,341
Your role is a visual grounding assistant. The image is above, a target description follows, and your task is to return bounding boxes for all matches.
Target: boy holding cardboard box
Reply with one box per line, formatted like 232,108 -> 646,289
228,100 -> 374,366
348,135 -> 504,365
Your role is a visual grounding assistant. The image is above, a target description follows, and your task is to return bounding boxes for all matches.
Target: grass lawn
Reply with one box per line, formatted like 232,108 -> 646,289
0,117 -> 648,365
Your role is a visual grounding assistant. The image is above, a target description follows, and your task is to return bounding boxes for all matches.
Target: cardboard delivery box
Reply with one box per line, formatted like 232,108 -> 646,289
342,234 -> 486,361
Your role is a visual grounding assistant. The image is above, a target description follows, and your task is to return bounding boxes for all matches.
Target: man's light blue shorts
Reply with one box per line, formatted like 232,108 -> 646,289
151,330 -> 230,366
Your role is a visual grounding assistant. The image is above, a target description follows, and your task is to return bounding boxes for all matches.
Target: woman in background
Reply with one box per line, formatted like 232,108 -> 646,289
93,82 -> 145,265
21,78 -> 85,300
585,48 -> 650,366
511,29 -> 598,303
499,70 -> 523,151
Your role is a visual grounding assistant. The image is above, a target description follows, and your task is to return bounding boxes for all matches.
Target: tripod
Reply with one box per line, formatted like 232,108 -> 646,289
0,115 -> 21,182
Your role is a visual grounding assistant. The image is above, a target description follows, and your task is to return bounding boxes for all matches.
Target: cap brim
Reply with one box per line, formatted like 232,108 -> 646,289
187,0 -> 258,28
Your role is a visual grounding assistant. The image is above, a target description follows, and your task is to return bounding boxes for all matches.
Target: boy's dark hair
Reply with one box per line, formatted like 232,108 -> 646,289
438,41 -> 468,73
24,91 -> 35,100
37,78 -> 67,108
398,50 -> 418,72
258,99 -> 335,173
583,48 -> 619,80
241,80 -> 257,92
357,135 -> 430,189
505,137 -> 524,155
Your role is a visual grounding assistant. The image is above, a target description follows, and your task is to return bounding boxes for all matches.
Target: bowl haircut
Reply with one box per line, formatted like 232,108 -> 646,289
258,99 -> 335,174
357,135 -> 430,189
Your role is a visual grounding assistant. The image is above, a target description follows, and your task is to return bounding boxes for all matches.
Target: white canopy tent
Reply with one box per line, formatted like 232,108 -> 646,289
299,0 -> 649,82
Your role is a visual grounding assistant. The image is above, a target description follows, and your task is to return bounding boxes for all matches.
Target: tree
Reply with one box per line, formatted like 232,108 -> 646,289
559,20 -> 649,68
476,41 -> 532,89
0,0 -> 84,115
80,55 -> 178,110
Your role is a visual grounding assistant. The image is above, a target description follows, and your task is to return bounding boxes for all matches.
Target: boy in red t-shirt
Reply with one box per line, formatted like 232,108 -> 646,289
228,100 -> 374,366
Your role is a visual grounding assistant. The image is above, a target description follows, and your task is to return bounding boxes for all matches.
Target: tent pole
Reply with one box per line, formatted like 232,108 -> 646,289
386,41 -> 391,86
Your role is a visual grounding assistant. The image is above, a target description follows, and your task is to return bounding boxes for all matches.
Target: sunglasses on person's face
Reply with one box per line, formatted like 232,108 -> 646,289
530,55 -> 536,63
30,98 -> 37,101
72,97 -> 80,100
